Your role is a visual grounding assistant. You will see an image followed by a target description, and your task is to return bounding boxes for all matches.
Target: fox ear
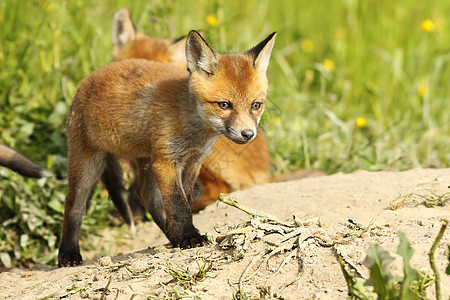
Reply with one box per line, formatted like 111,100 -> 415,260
246,32 -> 277,76
112,8 -> 137,53
186,30 -> 220,76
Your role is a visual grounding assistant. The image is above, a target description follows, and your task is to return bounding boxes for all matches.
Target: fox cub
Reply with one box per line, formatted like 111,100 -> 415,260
111,8 -> 271,212
58,30 -> 276,267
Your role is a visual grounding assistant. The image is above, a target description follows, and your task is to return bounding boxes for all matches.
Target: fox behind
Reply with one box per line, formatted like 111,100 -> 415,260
58,30 -> 276,267
112,8 -> 187,70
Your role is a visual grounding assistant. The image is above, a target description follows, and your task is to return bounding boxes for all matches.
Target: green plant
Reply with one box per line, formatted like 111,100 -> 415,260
164,256 -> 213,289
147,284 -> 193,299
232,286 -> 285,300
428,219 -> 449,299
64,283 -> 92,299
446,245 -> 450,276
0,167 -> 118,267
233,290 -> 249,300
99,276 -> 112,300
0,173 -> 65,267
340,222 -> 448,300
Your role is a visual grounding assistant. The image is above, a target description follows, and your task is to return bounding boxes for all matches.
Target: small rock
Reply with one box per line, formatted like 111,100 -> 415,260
97,256 -> 112,267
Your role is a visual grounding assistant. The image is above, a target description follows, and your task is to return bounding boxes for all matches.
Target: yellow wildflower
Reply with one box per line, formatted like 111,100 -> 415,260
418,82 -> 428,97
421,19 -> 435,32
355,117 -> 367,128
301,39 -> 314,53
323,59 -> 335,72
206,15 -> 219,26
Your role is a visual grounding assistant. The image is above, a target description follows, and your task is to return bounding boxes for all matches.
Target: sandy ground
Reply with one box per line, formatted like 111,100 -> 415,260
0,168 -> 449,299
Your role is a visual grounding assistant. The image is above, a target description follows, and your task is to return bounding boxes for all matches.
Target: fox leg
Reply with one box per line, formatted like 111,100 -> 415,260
127,159 -> 145,217
143,159 -> 208,248
101,153 -> 135,235
127,179 -> 144,216
135,158 -> 166,229
58,151 -> 106,267
181,161 -> 204,205
128,159 -> 205,215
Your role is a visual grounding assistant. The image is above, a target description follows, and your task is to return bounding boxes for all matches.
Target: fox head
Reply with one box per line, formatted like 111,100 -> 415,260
112,8 -> 187,69
186,30 -> 276,144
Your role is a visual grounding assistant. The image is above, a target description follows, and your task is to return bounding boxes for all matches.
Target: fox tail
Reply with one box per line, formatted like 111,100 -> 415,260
0,144 -> 52,178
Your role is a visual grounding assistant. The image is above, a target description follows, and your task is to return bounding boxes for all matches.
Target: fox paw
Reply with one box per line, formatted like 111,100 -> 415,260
180,234 -> 209,249
58,252 -> 83,267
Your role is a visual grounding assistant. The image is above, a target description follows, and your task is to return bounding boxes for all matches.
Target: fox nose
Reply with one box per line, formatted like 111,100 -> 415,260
241,129 -> 255,140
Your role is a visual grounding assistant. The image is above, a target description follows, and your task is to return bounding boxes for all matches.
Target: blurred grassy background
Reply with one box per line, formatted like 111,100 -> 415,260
0,0 -> 449,266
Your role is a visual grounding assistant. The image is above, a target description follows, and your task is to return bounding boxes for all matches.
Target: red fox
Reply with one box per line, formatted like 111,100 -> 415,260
58,30 -> 276,267
0,144 -> 51,178
111,8 -> 325,214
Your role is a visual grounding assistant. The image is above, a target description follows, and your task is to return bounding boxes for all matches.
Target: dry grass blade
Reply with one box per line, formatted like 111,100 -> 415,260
239,250 -> 268,291
277,240 -> 305,291
265,247 -> 297,286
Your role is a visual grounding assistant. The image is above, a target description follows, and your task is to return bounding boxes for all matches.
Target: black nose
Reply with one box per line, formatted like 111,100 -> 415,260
241,129 -> 255,140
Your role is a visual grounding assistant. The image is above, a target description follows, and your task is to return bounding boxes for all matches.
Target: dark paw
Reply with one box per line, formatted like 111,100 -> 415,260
58,252 -> 83,267
180,234 -> 209,249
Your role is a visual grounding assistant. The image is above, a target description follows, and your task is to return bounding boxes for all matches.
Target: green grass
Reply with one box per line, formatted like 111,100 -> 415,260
0,0 -> 449,266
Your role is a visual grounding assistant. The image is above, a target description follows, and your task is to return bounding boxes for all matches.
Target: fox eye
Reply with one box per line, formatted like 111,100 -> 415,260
251,102 -> 262,110
218,102 -> 232,110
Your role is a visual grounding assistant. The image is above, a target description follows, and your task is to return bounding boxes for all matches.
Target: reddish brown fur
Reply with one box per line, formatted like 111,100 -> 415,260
113,37 -> 172,64
70,61 -> 187,158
